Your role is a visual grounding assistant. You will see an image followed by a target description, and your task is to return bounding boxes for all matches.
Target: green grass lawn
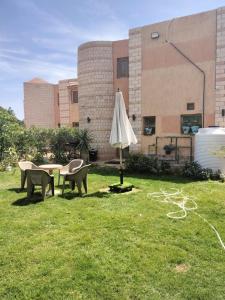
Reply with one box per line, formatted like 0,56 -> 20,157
0,167 -> 225,300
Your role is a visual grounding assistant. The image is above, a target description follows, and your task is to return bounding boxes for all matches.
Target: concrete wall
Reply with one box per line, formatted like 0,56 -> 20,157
138,9 -> 217,154
58,78 -> 79,127
69,85 -> 79,125
24,79 -> 58,128
24,78 -> 78,129
112,40 -> 129,108
128,28 -> 142,153
24,6 -> 225,161
78,41 -> 115,160
215,7 -> 225,126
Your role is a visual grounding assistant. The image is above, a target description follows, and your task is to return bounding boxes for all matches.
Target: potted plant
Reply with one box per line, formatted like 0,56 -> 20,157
76,129 -> 93,162
144,127 -> 152,135
163,144 -> 176,155
182,126 -> 190,134
191,126 -> 199,134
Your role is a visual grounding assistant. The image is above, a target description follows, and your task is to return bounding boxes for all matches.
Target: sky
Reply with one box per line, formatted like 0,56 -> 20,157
0,0 -> 225,120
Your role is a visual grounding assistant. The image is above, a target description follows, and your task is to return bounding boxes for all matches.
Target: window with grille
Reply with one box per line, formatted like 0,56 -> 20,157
187,102 -> 195,110
143,116 -> 156,135
181,114 -> 202,135
117,57 -> 129,78
72,122 -> 79,128
71,90 -> 78,103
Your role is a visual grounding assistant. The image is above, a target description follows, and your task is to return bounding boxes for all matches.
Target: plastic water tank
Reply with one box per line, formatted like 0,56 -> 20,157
195,127 -> 225,172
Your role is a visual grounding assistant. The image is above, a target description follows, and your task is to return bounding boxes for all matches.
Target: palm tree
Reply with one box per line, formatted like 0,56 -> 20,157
76,129 -> 93,162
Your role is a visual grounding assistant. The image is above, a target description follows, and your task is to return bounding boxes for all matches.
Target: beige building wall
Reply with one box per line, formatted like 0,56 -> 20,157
24,6 -> 225,160
58,78 -> 79,127
24,78 -> 59,128
215,7 -> 225,126
78,41 -> 115,160
112,39 -> 129,108
137,9 -> 217,154
129,27 -> 142,153
77,8 -> 220,159
69,85 -> 79,126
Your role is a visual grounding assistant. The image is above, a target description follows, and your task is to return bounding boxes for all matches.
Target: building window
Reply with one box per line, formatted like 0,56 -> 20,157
72,122 -> 79,128
71,90 -> 78,103
117,57 -> 129,78
143,116 -> 155,135
187,102 -> 195,110
181,114 -> 202,135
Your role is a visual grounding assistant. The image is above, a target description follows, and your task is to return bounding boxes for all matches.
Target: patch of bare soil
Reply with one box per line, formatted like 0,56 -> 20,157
174,263 -> 190,273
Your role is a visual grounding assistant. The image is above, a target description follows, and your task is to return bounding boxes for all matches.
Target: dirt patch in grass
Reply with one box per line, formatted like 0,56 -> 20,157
175,263 -> 190,273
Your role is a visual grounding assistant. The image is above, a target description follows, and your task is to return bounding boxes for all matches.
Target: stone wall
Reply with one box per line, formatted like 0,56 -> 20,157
215,7 -> 225,126
58,79 -> 73,127
78,41 -> 115,160
128,28 -> 142,152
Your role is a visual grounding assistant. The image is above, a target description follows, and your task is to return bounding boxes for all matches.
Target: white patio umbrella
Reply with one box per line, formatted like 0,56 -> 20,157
109,89 -> 137,184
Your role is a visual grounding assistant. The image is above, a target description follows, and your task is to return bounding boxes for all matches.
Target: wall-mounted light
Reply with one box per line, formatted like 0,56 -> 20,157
132,114 -> 136,121
222,109 -> 225,117
151,32 -> 160,39
87,116 -> 91,123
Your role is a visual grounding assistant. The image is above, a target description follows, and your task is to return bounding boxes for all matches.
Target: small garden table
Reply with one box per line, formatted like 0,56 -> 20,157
39,164 -> 63,190
39,164 -> 63,174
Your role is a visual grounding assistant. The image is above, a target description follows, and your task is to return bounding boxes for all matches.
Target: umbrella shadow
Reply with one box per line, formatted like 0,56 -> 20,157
59,190 -> 110,200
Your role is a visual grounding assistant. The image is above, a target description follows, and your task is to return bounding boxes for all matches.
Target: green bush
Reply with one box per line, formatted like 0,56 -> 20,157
0,107 -> 94,170
49,127 -> 79,163
0,146 -> 19,171
160,160 -> 171,174
0,107 -> 23,162
182,161 -> 213,180
125,153 -> 171,174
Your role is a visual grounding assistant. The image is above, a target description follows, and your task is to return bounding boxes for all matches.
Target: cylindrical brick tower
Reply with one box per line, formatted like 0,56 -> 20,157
78,41 -> 116,160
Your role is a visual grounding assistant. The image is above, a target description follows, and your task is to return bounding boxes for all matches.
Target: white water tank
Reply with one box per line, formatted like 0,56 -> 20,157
195,127 -> 225,172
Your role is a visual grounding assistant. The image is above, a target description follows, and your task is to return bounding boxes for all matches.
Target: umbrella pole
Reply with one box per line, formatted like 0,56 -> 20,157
119,148 -> 123,185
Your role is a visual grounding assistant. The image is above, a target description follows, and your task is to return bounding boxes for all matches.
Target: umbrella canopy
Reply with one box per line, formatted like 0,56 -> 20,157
109,90 -> 137,184
109,91 -> 137,149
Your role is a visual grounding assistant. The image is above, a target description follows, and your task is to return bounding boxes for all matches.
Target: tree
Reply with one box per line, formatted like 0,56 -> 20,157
0,107 -> 23,161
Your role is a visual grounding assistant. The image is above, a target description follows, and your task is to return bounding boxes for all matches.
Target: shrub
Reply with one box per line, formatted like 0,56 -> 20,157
0,108 -> 94,169
0,146 -> 19,171
160,160 -> 171,174
50,127 -> 79,163
0,107 -> 23,161
182,161 -> 213,180
125,153 -> 160,174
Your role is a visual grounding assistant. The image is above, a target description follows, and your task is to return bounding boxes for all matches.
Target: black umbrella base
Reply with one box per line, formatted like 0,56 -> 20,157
109,182 -> 134,193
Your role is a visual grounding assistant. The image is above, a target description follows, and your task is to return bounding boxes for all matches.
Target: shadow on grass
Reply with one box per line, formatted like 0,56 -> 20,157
7,187 -> 23,193
90,166 -> 193,184
59,191 -> 110,200
84,191 -> 110,198
127,174 -> 193,184
12,194 -> 43,206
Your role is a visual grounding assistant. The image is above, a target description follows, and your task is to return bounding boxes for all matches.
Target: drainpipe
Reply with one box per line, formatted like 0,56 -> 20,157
165,40 -> 206,128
